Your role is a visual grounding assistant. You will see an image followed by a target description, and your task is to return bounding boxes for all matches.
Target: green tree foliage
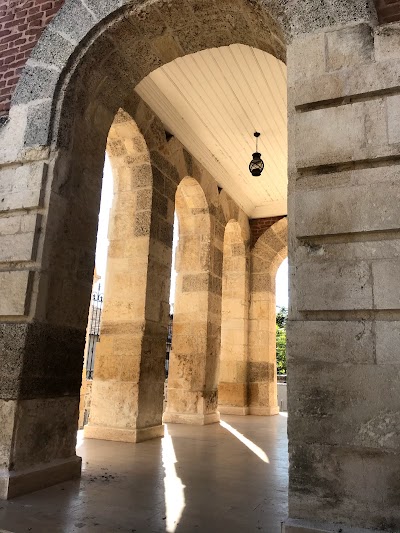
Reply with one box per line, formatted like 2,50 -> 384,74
276,307 -> 287,374
276,306 -> 288,328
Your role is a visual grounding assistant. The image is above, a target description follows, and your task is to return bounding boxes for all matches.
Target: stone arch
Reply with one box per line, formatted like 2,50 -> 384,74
0,0 -> 376,352
248,217 -> 287,415
1,0 -> 376,160
164,175 -> 222,425
218,219 -> 251,415
6,0 -> 286,155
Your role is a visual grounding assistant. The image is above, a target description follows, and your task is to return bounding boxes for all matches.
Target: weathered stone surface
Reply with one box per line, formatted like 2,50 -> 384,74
288,443 -> 400,530
292,58 -> 400,108
295,100 -> 388,169
0,214 -> 39,263
376,321 -> 400,365
24,101 -> 53,146
284,0 -> 376,38
28,29 -> 76,70
289,362 -> 400,448
295,178 -> 400,237
48,0 -> 97,43
287,33 -> 326,86
375,23 -> 400,61
387,94 -> 400,145
12,397 -> 80,469
0,322 -> 85,400
288,320 -> 375,364
0,271 -> 30,316
11,66 -> 59,106
296,262 -> 372,311
325,24 -> 373,71
372,260 -> 400,309
0,400 -> 17,467
0,162 -> 46,213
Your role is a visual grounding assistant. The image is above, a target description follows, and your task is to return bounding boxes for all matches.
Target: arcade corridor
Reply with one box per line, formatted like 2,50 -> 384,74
0,415 -> 288,533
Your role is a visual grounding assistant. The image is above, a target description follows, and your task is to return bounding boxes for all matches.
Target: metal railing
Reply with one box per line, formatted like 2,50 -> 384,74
86,289 -> 103,379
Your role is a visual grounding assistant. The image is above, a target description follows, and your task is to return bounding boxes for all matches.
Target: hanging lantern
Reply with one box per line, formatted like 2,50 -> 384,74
249,132 -> 264,177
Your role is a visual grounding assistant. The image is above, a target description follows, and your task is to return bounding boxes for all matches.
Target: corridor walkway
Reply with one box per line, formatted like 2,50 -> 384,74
0,415 -> 288,533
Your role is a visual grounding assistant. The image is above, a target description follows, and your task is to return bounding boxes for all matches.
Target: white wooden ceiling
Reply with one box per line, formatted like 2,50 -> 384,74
135,44 -> 287,218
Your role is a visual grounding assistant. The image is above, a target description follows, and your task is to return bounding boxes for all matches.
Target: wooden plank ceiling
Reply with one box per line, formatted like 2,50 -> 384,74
135,44 -> 287,218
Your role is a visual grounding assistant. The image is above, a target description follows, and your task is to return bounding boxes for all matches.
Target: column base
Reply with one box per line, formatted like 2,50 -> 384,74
163,411 -> 220,425
84,424 -> 164,443
282,518 -> 379,533
0,456 -> 82,500
249,406 -> 279,416
218,405 -> 249,415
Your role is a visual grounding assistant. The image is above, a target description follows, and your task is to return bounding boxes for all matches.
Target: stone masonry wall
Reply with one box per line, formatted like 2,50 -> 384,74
287,21 -> 400,531
0,0 -> 64,115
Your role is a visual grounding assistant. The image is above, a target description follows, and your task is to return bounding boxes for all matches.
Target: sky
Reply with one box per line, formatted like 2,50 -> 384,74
94,156 -> 113,292
94,157 -> 288,309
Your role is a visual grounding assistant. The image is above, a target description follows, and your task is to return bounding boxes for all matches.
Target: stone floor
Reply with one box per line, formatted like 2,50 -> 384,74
0,414 -> 288,533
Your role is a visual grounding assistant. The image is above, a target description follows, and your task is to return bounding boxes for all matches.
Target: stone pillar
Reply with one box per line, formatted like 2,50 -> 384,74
0,143 -> 101,498
85,119 -> 174,443
248,219 -> 287,416
218,220 -> 250,415
163,177 -> 221,425
285,22 -> 400,533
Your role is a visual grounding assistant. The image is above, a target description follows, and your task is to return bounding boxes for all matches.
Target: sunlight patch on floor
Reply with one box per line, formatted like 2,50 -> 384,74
162,425 -> 186,533
76,429 -> 84,450
279,412 -> 288,418
220,420 -> 270,463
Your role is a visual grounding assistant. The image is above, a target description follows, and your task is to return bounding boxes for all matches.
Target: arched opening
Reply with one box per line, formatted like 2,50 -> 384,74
276,258 -> 289,412
218,219 -> 250,415
1,1 -> 395,533
78,155 -> 112,427
0,0 -> 290,504
249,218 -> 287,415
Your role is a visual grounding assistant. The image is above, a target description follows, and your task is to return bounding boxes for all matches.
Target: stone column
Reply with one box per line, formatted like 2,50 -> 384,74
163,177 -> 221,425
85,121 -> 174,443
0,140 -> 101,498
248,219 -> 287,416
218,220 -> 250,415
285,22 -> 400,533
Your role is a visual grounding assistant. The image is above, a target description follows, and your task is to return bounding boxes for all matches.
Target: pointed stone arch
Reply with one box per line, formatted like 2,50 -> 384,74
249,217 -> 287,415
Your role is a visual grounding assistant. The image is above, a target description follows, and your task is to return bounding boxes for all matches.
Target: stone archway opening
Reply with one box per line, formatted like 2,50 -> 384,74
3,1 -> 398,532
0,0 -> 292,505
275,257 -> 289,412
249,217 -> 288,416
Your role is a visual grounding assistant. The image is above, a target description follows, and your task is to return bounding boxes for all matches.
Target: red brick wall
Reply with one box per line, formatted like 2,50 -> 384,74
0,0 -> 64,115
249,216 -> 286,249
374,0 -> 400,23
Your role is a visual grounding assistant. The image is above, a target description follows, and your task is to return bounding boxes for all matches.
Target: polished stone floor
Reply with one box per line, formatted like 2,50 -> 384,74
0,414 -> 288,533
